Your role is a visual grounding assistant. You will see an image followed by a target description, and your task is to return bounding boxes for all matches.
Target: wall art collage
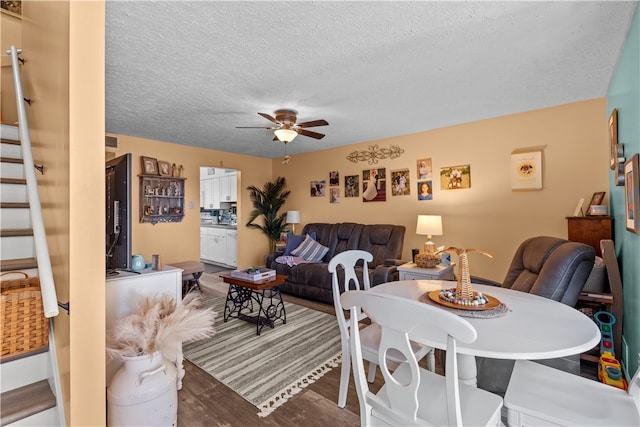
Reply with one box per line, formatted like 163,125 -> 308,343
310,157 -> 472,204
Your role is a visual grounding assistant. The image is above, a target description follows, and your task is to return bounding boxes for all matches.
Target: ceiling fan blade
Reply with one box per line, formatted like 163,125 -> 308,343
298,128 -> 325,139
258,112 -> 279,124
236,126 -> 277,129
296,119 -> 329,128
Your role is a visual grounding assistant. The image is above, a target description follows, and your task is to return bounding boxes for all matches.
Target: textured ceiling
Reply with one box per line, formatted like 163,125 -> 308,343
105,1 -> 637,159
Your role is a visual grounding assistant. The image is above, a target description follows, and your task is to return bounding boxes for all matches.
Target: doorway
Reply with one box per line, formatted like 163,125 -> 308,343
199,167 -> 238,268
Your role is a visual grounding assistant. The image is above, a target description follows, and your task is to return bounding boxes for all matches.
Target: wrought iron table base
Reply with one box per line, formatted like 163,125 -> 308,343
224,284 -> 286,335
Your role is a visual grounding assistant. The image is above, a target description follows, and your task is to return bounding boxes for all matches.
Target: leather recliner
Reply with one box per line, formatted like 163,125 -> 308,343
473,236 -> 596,395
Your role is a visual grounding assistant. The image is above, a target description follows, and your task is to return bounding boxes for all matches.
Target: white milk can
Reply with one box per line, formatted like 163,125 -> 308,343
107,351 -> 178,426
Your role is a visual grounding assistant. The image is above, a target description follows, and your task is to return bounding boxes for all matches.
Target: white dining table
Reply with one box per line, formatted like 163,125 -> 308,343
372,280 -> 601,386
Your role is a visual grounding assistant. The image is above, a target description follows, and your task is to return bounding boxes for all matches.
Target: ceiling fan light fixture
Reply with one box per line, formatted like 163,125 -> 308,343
274,128 -> 298,143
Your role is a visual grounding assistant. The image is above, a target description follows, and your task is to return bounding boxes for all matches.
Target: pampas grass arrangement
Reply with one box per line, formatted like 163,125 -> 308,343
107,292 -> 216,360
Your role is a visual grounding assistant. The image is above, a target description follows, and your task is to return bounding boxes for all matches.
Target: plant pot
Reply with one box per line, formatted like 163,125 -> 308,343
107,351 -> 178,426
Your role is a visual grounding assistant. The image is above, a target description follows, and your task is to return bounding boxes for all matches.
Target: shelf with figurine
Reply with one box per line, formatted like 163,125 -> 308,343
139,174 -> 186,224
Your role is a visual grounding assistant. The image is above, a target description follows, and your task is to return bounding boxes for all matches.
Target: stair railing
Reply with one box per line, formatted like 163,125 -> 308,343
7,45 -> 59,318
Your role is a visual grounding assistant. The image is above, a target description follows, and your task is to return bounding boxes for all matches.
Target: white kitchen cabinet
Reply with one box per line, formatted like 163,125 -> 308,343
199,180 -> 205,208
200,227 -> 209,260
219,175 -> 231,202
202,176 -> 222,210
228,173 -> 237,202
201,172 -> 237,209
208,228 -> 227,264
210,177 -> 221,209
226,229 -> 237,267
201,226 -> 237,267
219,173 -> 237,202
202,178 -> 214,209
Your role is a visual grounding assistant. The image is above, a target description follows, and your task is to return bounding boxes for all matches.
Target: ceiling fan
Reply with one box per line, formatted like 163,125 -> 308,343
236,109 -> 329,143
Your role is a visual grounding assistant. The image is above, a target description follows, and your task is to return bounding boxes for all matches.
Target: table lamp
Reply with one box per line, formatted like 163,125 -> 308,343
416,215 -> 443,255
286,210 -> 301,234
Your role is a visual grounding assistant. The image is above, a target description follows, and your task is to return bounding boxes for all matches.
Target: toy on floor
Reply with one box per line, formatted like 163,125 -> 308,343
594,311 -> 627,390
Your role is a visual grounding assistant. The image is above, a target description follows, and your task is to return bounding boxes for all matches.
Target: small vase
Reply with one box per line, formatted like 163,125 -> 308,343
131,254 -> 145,272
107,351 -> 177,427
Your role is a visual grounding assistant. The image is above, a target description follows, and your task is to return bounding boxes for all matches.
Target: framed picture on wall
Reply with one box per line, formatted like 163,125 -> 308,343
344,175 -> 359,197
510,150 -> 542,190
310,180 -> 326,197
624,153 -> 639,234
391,168 -> 411,196
609,108 -> 618,170
1,1 -> 22,16
441,164 -> 471,190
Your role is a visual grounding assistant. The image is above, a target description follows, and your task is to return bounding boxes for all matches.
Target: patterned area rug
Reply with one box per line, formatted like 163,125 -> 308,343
183,296 -> 342,417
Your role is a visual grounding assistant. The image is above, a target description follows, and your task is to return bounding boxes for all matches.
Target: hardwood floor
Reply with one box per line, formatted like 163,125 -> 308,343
178,272 -> 598,426
177,273 -> 371,426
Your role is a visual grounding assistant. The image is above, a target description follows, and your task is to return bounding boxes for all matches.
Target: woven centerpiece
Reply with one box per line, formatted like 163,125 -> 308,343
456,251 -> 474,300
436,247 -> 494,306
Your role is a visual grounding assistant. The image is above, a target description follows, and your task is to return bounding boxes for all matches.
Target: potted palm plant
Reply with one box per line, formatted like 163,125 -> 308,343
246,176 -> 291,252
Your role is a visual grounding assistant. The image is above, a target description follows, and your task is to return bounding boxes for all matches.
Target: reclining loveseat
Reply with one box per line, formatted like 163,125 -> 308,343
264,222 -> 406,304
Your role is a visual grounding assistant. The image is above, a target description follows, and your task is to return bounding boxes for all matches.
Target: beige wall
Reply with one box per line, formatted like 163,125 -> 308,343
272,98 -> 608,281
112,135 -> 274,267
21,0 -> 106,425
1,9 -> 22,124
116,99 -> 607,283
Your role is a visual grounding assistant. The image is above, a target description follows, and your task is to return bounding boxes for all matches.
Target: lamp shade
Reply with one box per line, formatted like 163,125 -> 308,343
286,211 -> 301,224
274,128 -> 298,143
416,215 -> 443,236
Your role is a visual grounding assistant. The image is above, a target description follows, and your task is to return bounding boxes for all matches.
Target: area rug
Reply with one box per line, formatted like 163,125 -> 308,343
182,296 -> 342,417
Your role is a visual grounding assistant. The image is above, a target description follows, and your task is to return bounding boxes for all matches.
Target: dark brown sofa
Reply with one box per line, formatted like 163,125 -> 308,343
264,222 -> 406,304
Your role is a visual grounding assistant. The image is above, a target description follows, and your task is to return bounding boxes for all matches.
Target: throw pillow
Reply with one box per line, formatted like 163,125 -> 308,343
291,234 -> 329,262
283,231 -> 316,256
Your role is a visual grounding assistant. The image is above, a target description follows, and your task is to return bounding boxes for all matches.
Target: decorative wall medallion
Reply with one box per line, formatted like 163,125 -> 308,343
346,144 -> 404,164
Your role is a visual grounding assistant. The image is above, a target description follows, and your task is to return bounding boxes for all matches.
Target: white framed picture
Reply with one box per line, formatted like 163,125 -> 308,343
511,150 -> 542,190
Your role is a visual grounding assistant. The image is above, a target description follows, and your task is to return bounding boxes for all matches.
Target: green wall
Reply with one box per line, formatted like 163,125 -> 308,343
608,4 -> 640,379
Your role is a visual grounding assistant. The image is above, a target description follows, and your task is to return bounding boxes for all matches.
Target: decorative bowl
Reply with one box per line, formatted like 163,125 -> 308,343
415,253 -> 439,268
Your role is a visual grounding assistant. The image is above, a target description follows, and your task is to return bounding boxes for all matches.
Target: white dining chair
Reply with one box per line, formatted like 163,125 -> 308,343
504,359 -> 640,426
342,290 -> 503,426
328,250 -> 433,409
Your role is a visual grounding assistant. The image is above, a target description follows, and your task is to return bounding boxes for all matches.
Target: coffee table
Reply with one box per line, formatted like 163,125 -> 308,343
220,273 -> 287,335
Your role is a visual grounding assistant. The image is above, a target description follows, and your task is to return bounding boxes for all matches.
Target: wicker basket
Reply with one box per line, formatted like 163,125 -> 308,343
1,272 -> 49,360
414,252 -> 440,268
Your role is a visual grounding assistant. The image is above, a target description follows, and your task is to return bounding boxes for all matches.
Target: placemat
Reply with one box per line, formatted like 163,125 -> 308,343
419,292 -> 510,318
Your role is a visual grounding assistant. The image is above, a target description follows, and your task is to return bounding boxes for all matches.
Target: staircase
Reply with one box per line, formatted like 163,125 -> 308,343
0,124 -> 65,426
1,46 -> 66,426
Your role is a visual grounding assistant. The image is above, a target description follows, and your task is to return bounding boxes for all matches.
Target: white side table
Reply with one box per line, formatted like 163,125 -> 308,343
398,262 -> 455,281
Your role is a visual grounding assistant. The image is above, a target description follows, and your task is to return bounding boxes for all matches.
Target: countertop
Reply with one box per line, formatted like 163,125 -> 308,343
200,223 -> 237,230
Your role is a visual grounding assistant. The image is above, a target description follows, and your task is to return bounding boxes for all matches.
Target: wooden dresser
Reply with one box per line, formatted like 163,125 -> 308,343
566,216 -> 613,257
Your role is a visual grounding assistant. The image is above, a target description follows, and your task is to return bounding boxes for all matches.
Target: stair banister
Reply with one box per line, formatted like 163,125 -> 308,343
7,45 -> 59,318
